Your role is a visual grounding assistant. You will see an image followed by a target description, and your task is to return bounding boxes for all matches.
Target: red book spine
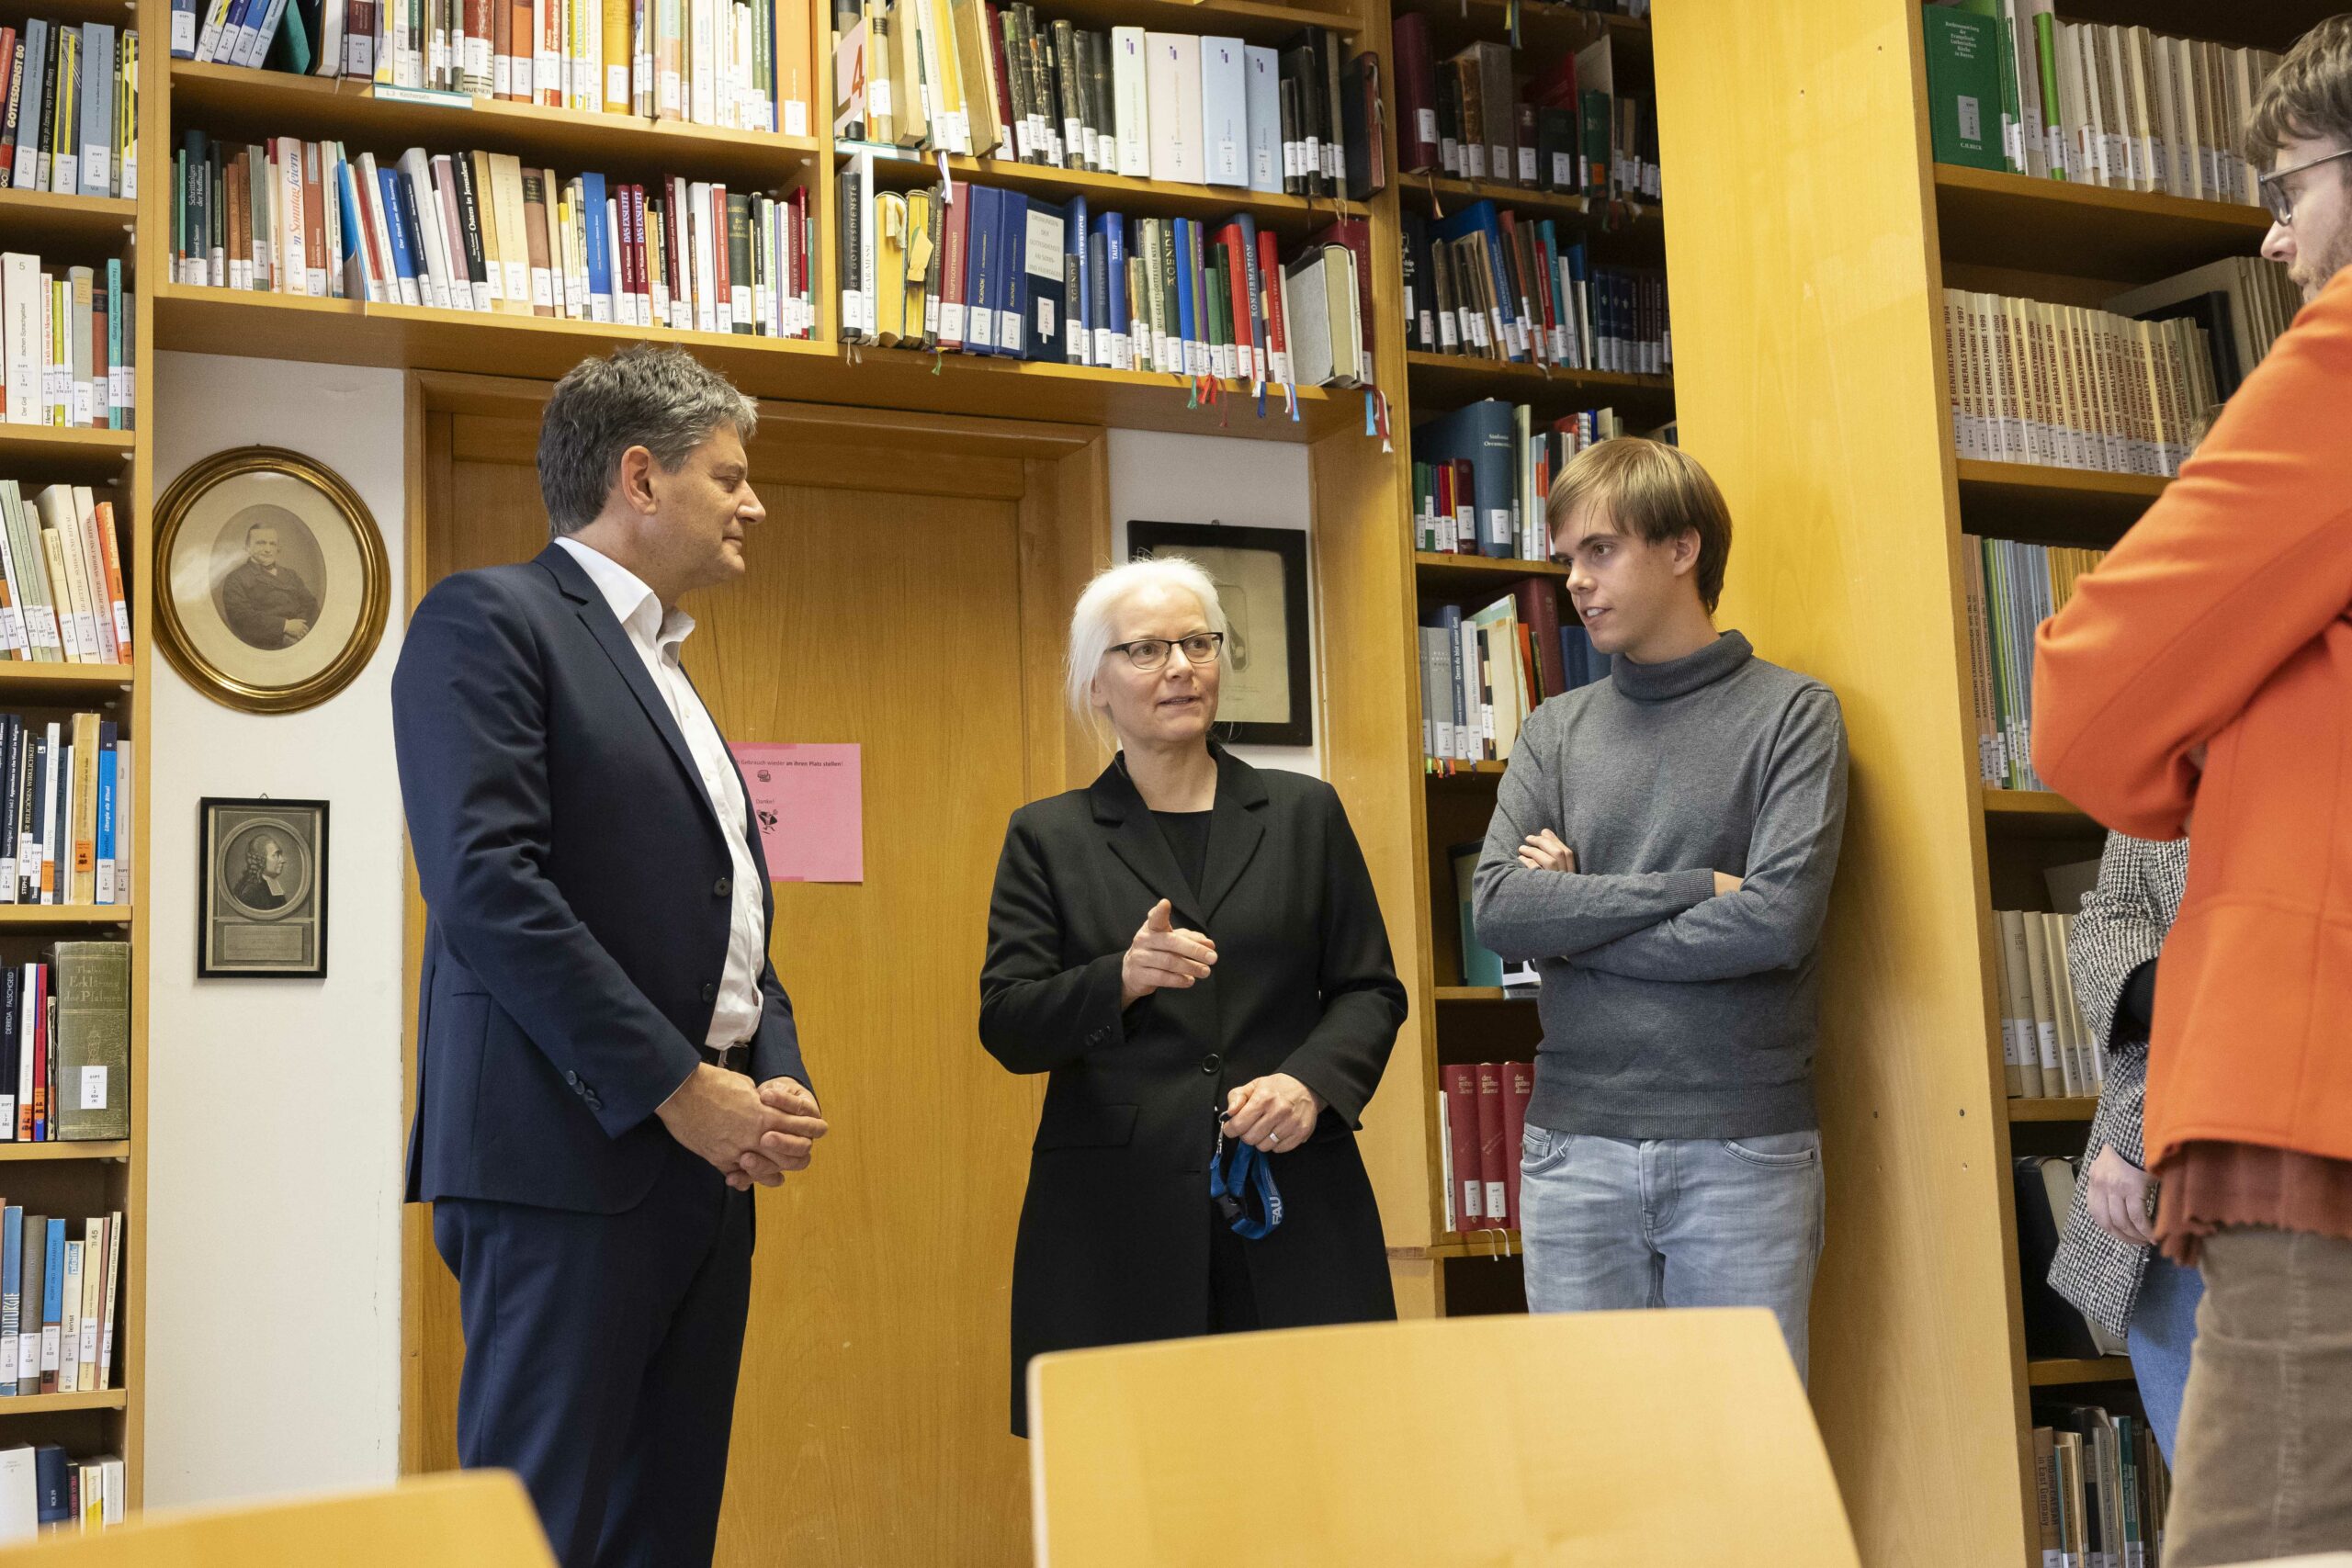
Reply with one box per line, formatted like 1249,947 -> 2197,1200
984,2 -> 1016,154
1214,225 -> 1253,381
30,964 -> 48,1143
1255,229 -> 1287,380
1395,13 -> 1438,173
1502,1060 -> 1533,1233
1475,1061 -> 1507,1230
938,190 -> 971,351
1511,577 -> 1565,698
1452,459 -> 1476,557
1441,1064 -> 1482,1232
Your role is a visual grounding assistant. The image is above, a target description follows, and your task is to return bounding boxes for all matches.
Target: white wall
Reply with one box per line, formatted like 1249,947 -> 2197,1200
144,354 -> 408,1506
1105,430 -> 1323,779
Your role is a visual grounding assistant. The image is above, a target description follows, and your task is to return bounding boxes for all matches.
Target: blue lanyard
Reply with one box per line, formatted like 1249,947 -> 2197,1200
1210,1125 -> 1283,1239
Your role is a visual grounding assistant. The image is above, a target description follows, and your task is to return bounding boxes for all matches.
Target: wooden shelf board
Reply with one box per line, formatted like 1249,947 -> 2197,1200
1425,761 -> 1510,779
1982,787 -> 2098,840
153,286 -> 1361,440
2007,1098 -> 2099,1123
0,1389 -> 130,1414
2026,1356 -> 2133,1388
0,425 -> 136,482
842,142 -> 1364,231
0,1141 -> 130,1161
1955,457 -> 2166,547
0,188 -> 138,265
1413,1229 -> 1523,1259
1415,550 -> 1566,588
0,906 -> 132,925
1932,164 -> 2270,283
1430,985 -> 1533,1002
169,62 -> 827,191
1398,175 -> 1665,249
1406,351 -> 1673,417
0,663 -> 135,694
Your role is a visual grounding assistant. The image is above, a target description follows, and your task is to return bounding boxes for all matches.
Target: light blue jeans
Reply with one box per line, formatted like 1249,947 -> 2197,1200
1519,1126 -> 1826,1382
2128,1251 -> 2202,1465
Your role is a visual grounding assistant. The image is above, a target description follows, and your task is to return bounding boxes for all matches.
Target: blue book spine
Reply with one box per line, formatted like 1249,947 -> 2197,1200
957,185 -> 994,357
1171,217 -> 1195,374
105,259 -> 123,428
172,0 -> 200,54
33,1446 -> 65,1522
1099,210 -> 1127,368
335,157 -> 366,297
1086,225 -> 1110,369
1437,604 -> 1466,760
1063,193 -> 1089,365
1234,211 -> 1263,380
580,171 -> 611,320
379,168 -> 417,295
181,130 -> 210,285
95,744 -> 114,905
995,189 -> 1028,358
40,1221 -> 61,1352
0,1206 -> 19,1382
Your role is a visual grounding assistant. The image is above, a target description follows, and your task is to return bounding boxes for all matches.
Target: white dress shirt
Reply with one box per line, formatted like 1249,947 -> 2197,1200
555,536 -> 767,1050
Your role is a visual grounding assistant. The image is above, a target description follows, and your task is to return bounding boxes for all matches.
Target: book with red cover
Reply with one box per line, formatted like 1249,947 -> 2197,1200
1255,228 -> 1288,382
1441,1063 -> 1482,1232
937,186 -> 973,351
1511,580 -> 1566,699
1394,11 -> 1438,174
1212,222 -> 1255,382
1527,52 -> 1576,111
1475,1061 -> 1508,1230
1502,1059 -> 1533,1231
985,3 -> 1018,156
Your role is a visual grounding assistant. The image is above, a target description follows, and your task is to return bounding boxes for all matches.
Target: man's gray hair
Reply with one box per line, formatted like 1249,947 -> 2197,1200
1064,555 -> 1227,727
537,344 -> 758,538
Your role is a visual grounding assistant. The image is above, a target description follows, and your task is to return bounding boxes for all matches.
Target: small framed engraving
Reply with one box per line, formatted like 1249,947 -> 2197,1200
198,797 -> 328,978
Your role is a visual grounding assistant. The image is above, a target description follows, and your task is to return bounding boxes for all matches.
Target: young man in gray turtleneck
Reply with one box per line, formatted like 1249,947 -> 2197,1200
1471,437 -> 1848,1380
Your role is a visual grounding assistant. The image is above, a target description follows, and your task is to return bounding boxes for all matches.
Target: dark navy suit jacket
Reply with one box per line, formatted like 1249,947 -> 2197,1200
392,543 -> 809,1215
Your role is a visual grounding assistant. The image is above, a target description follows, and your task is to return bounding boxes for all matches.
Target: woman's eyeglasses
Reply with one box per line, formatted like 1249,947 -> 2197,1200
1107,632 -> 1225,671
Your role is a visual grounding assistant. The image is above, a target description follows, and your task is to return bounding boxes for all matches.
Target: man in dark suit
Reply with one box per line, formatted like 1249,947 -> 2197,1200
392,344 -> 827,1568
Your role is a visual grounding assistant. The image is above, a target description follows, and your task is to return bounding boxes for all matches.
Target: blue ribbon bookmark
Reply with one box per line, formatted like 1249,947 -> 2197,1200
1211,1123 -> 1284,1239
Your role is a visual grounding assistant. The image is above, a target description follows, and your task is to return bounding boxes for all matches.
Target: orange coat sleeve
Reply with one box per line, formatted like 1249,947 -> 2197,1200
2032,267 -> 2352,839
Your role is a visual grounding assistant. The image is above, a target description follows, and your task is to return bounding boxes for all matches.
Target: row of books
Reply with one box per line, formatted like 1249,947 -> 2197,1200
2033,1404 -> 2169,1568
1418,584 -> 1604,770
1449,844 -> 1540,989
1394,23 -> 1655,203
4,947 -> 132,1139
173,133 -> 820,338
836,4 -> 1370,201
0,258 -> 133,433
2014,1155 -> 2127,1360
1414,398 -> 1632,562
2108,257 -> 2299,405
1995,908 -> 2105,1100
1964,535 -> 2103,792
1402,201 -> 1665,375
0,1445 -> 123,1537
837,167 -> 1371,386
178,0 -> 810,137
1439,1061 -> 1532,1234
0,1209 -> 121,1391
0,707 -> 132,911
1925,1 -> 2274,208
0,485 -> 133,669
0,21 -> 137,199
1943,288 -> 2211,479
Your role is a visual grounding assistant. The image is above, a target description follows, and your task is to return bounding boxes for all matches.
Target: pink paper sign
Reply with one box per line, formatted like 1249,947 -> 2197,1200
731,743 -> 864,884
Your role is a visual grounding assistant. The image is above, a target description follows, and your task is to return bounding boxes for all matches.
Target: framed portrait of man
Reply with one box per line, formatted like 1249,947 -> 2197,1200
198,798 -> 328,978
153,448 -> 390,715
1125,521 -> 1313,747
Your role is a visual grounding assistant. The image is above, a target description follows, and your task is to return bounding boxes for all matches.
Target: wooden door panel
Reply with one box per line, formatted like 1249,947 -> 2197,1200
415,429 -> 1047,1567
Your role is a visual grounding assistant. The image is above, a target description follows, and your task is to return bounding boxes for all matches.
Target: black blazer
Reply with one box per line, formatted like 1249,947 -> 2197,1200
979,748 -> 1406,1432
392,544 -> 809,1215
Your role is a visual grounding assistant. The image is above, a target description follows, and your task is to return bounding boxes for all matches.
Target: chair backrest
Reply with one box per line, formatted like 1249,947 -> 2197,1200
0,1472 -> 554,1567
1029,1307 -> 1860,1568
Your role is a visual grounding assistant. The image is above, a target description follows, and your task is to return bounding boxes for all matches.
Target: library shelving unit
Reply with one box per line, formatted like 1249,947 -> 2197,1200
1654,0 -> 2321,1561
0,8 -> 152,1492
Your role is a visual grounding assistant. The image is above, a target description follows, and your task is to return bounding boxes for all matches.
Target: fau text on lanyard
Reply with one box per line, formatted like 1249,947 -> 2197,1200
1212,1120 -> 1284,1239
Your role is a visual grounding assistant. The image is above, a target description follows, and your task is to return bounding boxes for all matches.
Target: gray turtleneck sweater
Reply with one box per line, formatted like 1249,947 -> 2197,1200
1471,631 -> 1849,1139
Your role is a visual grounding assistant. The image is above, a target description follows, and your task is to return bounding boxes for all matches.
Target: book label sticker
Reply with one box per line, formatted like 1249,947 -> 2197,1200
1418,108 -> 1437,145
80,1067 -> 106,1111
729,743 -> 864,883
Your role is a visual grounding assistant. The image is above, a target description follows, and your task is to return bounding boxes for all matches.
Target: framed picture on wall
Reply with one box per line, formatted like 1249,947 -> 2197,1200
198,797 -> 329,978
153,447 -> 390,715
1125,521 -> 1313,748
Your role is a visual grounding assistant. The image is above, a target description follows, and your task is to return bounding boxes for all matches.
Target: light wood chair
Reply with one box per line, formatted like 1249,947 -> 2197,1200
1028,1307 -> 1860,1568
0,1472 -> 554,1566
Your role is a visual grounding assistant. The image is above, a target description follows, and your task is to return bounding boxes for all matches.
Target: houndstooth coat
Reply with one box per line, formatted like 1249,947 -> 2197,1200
2046,833 -> 2188,1339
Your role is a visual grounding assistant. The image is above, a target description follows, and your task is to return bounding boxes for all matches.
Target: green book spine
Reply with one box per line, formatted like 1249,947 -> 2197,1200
1922,4 -> 2005,171
48,941 -> 129,1141
2034,11 -> 2065,180
1995,11 -> 2023,173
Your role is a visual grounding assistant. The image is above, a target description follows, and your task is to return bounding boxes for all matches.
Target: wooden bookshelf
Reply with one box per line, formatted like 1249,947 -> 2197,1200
1933,164 -> 2272,282
1954,457 -> 2167,547
845,141 -> 1369,231
0,1391 -> 130,1415
1982,788 -> 2098,838
2007,1098 -> 2099,1124
0,187 -> 141,260
1413,550 -> 1566,586
0,907 -> 136,926
0,425 -> 138,483
1425,761 -> 1510,778
0,663 -> 138,694
1398,173 -> 1663,233
1406,349 -> 1671,408
0,1143 -> 132,1163
2027,1357 -> 2134,1388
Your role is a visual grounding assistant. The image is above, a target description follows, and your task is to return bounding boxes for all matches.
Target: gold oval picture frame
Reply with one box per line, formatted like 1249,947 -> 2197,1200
153,446 -> 390,715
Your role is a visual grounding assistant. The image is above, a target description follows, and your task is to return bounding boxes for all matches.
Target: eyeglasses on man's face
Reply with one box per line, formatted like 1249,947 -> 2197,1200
1106,632 -> 1225,671
2258,146 -> 2352,224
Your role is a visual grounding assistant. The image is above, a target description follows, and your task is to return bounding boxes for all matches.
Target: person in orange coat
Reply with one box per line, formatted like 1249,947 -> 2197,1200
2032,18 -> 2352,1566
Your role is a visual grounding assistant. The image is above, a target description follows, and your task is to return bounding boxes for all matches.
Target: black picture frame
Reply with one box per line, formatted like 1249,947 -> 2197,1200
198,797 -> 330,979
1125,521 -> 1315,748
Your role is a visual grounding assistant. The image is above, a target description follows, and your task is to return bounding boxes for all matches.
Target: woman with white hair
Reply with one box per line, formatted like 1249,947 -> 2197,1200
979,555 -> 1407,1437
